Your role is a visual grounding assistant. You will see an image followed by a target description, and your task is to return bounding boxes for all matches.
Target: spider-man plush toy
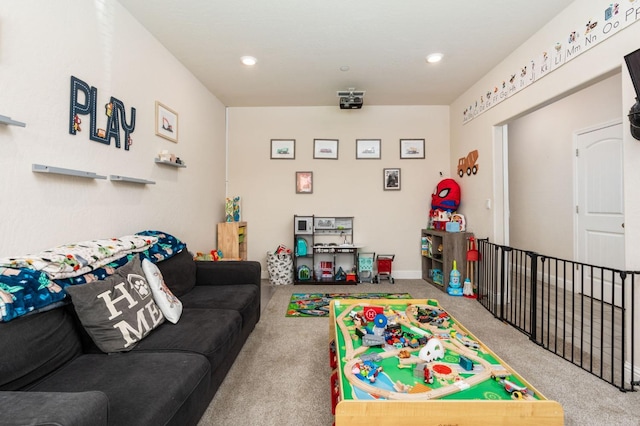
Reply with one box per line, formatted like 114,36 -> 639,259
432,178 -> 460,212
430,179 -> 460,229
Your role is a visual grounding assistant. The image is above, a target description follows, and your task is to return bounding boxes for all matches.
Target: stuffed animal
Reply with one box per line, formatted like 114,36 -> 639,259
429,178 -> 461,230
431,178 -> 460,212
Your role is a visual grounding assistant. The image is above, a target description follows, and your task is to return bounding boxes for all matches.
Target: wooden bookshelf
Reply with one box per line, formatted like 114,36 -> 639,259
217,221 -> 247,260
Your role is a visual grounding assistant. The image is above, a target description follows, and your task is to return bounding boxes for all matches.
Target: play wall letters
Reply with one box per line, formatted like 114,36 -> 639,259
69,76 -> 136,150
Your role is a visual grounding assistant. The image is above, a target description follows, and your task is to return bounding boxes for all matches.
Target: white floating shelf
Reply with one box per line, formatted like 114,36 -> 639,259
155,158 -> 186,168
0,114 -> 26,127
32,164 -> 106,179
109,175 -> 156,185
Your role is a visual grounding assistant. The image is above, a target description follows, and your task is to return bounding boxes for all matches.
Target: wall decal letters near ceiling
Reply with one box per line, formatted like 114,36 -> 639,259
462,1 -> 640,124
69,76 -> 136,150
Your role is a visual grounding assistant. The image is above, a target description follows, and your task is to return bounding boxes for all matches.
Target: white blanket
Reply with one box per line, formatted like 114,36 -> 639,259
0,235 -> 158,279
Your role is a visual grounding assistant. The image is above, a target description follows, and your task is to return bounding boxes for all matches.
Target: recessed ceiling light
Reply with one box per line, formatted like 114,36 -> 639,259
340,65 -> 350,72
426,53 -> 443,63
241,56 -> 257,66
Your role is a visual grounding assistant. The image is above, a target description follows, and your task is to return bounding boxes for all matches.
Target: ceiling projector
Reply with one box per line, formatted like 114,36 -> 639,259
337,89 -> 365,109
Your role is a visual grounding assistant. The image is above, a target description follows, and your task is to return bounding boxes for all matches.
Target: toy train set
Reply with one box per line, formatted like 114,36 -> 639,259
329,299 -> 564,425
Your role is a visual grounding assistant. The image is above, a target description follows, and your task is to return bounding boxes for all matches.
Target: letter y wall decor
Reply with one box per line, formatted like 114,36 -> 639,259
69,76 -> 136,150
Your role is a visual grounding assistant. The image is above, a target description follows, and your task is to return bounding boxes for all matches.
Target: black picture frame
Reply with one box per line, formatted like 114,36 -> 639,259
356,139 -> 381,159
313,139 -> 339,159
383,168 -> 401,190
296,171 -> 313,193
400,139 -> 425,159
270,139 -> 295,159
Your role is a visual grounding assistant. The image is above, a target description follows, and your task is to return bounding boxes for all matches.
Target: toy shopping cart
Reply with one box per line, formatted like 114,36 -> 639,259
357,252 -> 375,283
374,254 -> 395,284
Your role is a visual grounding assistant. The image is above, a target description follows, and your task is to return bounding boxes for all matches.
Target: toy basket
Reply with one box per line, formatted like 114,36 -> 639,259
266,251 -> 294,285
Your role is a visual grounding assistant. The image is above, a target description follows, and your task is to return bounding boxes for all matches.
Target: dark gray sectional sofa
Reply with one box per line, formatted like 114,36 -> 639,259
0,249 -> 261,426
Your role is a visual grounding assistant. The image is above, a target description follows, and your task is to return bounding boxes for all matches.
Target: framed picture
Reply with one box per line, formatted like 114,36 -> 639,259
356,139 -> 381,159
400,138 -> 425,159
383,168 -> 401,191
270,139 -> 295,159
313,139 -> 339,159
155,101 -> 179,143
296,171 -> 313,194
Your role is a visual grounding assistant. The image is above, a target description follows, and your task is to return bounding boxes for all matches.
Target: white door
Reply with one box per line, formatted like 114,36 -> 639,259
575,122 -> 624,305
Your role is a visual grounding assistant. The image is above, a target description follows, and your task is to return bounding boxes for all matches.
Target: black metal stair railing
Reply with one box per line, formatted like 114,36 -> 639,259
475,238 -> 637,392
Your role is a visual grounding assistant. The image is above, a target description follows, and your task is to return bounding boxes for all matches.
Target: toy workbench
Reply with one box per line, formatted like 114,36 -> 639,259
329,299 -> 564,426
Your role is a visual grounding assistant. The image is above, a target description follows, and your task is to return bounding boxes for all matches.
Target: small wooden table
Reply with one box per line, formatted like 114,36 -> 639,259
329,299 -> 564,425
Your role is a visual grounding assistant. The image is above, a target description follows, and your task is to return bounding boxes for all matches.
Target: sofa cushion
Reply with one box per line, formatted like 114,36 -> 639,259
66,255 -> 165,353
155,249 -> 196,297
27,352 -> 210,426
132,308 -> 242,372
0,391 -> 109,426
0,306 -> 82,390
142,258 -> 182,324
180,284 -> 259,327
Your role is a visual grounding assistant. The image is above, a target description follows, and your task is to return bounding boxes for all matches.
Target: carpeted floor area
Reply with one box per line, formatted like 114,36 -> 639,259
198,279 -> 640,426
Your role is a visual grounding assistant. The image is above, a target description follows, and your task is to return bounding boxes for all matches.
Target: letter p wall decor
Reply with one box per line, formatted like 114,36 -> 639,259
69,75 -> 136,150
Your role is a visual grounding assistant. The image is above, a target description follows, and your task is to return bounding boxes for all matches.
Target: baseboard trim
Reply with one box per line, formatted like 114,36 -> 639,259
625,360 -> 640,387
261,270 -> 423,280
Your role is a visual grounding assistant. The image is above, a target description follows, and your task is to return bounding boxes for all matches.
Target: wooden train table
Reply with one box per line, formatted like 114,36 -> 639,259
329,299 -> 564,425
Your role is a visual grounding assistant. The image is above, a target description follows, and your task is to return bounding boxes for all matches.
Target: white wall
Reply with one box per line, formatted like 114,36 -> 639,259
508,73 -> 622,259
0,0 -> 227,256
450,0 -> 640,374
450,0 -> 640,263
3,0 -> 637,276
227,106 -> 450,277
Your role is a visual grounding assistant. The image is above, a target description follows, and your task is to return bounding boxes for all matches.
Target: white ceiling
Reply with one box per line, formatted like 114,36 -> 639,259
117,0 -> 574,107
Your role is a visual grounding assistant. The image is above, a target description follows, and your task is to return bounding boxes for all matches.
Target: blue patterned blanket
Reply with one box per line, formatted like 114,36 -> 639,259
0,230 -> 187,322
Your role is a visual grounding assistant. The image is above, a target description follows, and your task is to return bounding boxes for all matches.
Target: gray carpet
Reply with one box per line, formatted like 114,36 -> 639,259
198,280 -> 640,426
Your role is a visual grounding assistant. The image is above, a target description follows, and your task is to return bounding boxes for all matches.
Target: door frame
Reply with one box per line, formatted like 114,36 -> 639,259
493,124 -> 509,246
